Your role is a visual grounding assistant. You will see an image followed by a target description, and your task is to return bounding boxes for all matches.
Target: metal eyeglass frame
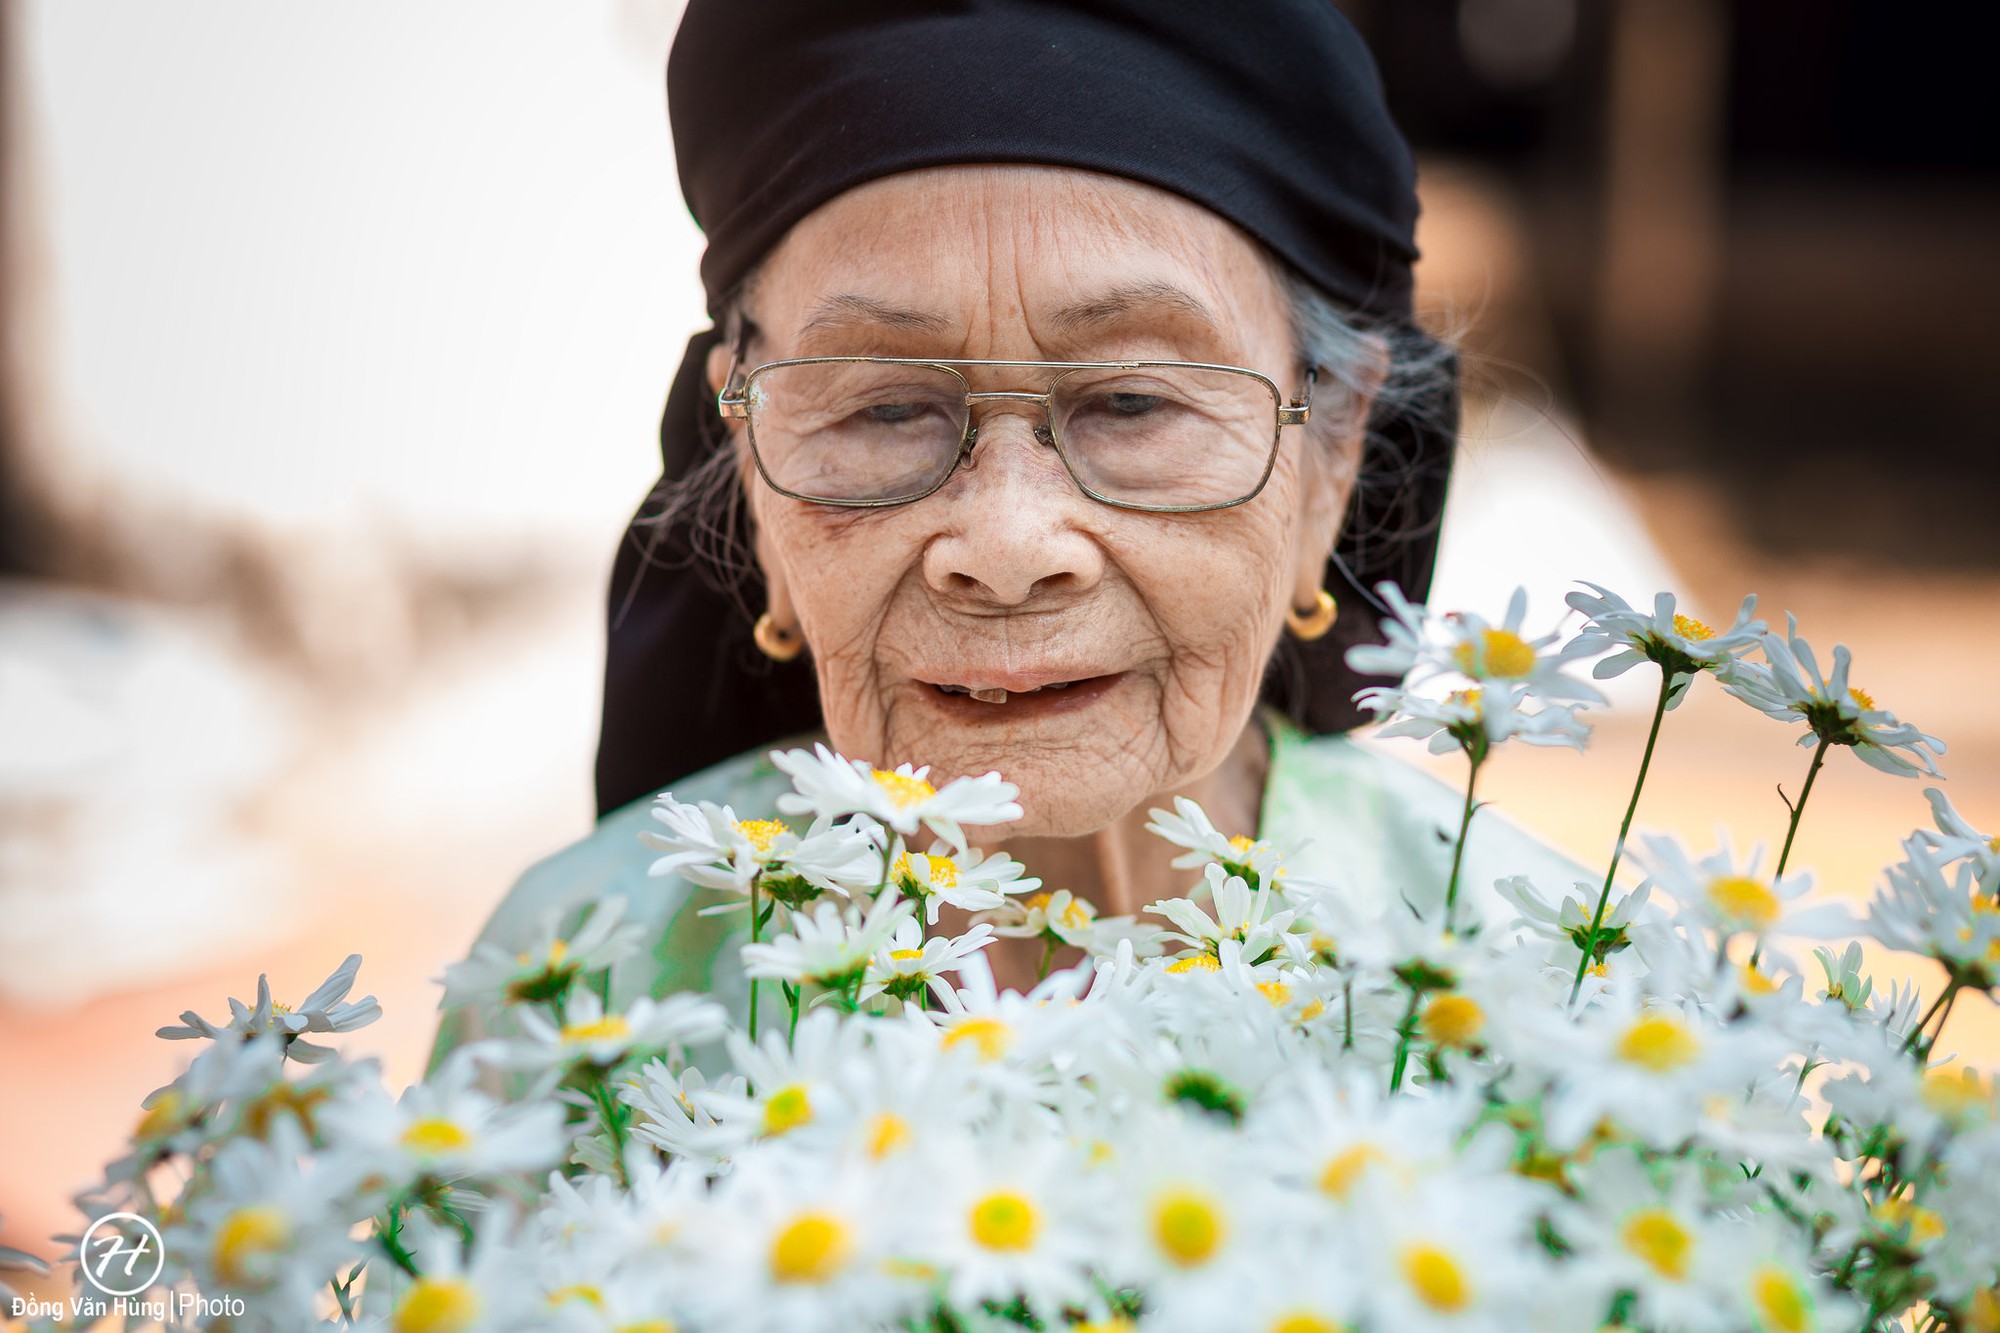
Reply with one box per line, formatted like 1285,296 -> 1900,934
716,348 -> 1316,514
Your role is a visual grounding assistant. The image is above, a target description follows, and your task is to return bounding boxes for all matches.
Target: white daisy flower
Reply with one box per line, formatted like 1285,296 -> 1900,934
1145,796 -> 1286,885
1352,1165 -> 1547,1332
1356,680 -> 1594,756
479,989 -> 728,1076
1918,786 -> 2000,889
860,917 -> 996,1006
438,897 -> 647,1010
156,954 -> 381,1063
1544,994 -> 1781,1151
1720,615 -> 1945,777
1147,862 -> 1297,966
982,888 -> 1161,960
911,1135 -> 1099,1319
1637,832 -> 1853,952
1552,1148 -> 1743,1333
318,1052 -> 568,1190
1494,874 -> 1660,982
1563,584 -> 1764,708
624,1063 -> 748,1169
1867,836 -> 2000,991
163,1115 -> 364,1314
886,841 -> 1039,924
772,743 -> 1023,851
383,1212 -> 538,1333
641,794 -> 881,908
739,891 -> 915,994
1349,583 -> 1605,704
687,1150 -> 923,1333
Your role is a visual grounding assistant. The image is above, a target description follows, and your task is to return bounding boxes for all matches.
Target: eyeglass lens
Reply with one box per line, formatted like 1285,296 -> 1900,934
744,361 -> 1282,509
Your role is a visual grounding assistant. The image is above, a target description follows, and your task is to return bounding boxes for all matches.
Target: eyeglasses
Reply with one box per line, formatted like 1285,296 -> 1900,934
717,350 -> 1314,513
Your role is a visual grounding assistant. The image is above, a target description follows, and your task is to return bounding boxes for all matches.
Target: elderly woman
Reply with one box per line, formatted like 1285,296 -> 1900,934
431,0 -> 1576,1064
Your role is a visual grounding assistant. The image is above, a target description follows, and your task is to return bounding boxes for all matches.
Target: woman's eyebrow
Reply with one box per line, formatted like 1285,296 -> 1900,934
797,293 -> 954,341
1044,280 -> 1221,338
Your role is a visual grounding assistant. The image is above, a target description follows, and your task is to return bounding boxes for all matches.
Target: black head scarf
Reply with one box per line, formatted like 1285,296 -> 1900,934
595,0 -> 1455,817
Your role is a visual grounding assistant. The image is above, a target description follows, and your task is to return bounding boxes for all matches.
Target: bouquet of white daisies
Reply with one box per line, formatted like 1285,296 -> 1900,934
24,583 -> 1999,1333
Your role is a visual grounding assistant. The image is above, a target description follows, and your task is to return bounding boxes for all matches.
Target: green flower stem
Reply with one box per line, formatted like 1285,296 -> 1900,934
374,1202 -> 422,1278
1037,938 -> 1057,983
1388,990 -> 1423,1093
1569,671 -> 1674,1005
1443,750 -> 1486,928
586,1068 -> 631,1189
1775,736 -> 1832,882
748,876 -> 763,1045
1904,979 -> 1964,1058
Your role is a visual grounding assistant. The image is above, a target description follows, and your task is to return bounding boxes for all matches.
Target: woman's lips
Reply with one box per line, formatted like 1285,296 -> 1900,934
918,671 -> 1125,716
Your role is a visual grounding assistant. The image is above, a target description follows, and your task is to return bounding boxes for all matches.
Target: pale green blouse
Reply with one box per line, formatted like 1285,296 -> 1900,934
425,714 -> 1585,1079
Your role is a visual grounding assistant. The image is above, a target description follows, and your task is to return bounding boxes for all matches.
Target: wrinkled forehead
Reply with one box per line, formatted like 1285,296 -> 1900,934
738,165 -> 1296,365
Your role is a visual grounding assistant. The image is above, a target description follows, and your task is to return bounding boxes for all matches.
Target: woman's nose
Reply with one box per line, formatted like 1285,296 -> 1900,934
921,413 -> 1107,608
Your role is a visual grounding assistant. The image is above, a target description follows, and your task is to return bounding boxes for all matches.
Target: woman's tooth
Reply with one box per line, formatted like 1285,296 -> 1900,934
970,687 -> 1009,704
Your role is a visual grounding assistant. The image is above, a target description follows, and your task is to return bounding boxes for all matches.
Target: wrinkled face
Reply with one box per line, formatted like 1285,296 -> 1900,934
718,166 -> 1359,836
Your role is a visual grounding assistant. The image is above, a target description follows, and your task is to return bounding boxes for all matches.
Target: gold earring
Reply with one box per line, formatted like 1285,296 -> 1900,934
1285,589 -> 1338,641
753,613 -> 804,662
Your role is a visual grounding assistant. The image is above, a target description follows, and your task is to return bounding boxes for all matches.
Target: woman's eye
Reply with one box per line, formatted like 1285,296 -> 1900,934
1099,392 -> 1164,417
861,400 -> 932,424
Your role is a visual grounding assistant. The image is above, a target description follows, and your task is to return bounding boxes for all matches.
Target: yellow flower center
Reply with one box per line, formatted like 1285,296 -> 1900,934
1447,686 -> 1485,712
1849,686 -> 1876,711
213,1205 -> 292,1284
1871,1196 -> 1947,1246
1421,993 -> 1487,1048
1256,981 -> 1294,1007
1621,1207 -> 1693,1280
763,1085 -> 813,1136
136,1089 -> 188,1140
1748,1263 -> 1811,1333
1317,1143 -> 1384,1199
1919,1068 -> 1993,1123
892,851 -> 958,890
1738,964 -> 1780,996
561,1015 -> 630,1045
1152,1189 -> 1226,1267
1269,1314 -> 1347,1333
941,1016 -> 1012,1061
871,770 -> 936,808
1058,898 -> 1096,929
734,819 -> 789,854
969,1191 -> 1040,1251
518,938 -> 570,968
614,1322 -> 677,1333
889,948 -> 926,961
1072,1322 -> 1136,1333
1227,835 -> 1258,856
1166,953 -> 1222,974
770,1212 -> 851,1284
1298,998 -> 1327,1021
865,1112 -> 910,1158
547,1283 -> 603,1307
1453,628 -> 1537,679
394,1277 -> 482,1333
1400,1243 -> 1472,1313
1707,875 -> 1781,931
1617,1013 -> 1701,1072
1672,613 -> 1715,641
400,1117 -> 474,1155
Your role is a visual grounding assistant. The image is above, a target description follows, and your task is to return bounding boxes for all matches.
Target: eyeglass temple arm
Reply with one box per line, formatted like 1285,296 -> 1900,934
1277,366 -> 1316,427
716,326 -> 752,419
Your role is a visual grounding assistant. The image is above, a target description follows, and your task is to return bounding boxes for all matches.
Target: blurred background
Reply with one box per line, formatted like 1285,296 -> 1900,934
3,0 -> 1996,1288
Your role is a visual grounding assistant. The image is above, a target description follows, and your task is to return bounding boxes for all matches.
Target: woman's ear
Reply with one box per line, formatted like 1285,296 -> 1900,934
706,337 -> 736,400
